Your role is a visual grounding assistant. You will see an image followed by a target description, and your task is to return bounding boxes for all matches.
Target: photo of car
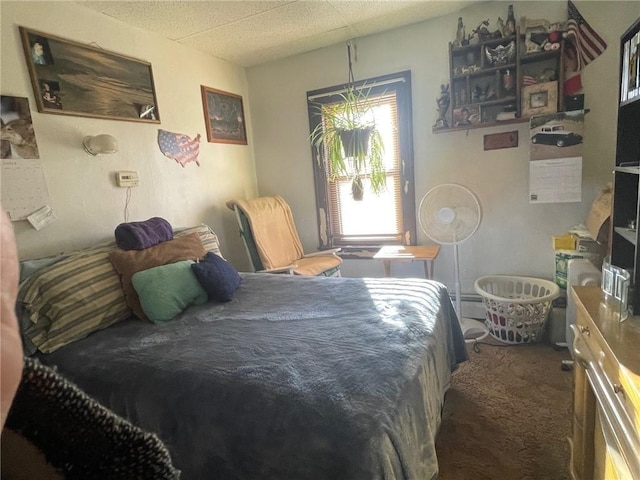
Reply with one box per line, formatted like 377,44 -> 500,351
531,124 -> 583,147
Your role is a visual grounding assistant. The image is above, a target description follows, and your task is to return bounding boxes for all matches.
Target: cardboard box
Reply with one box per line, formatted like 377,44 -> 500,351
552,234 -> 576,250
585,185 -> 612,243
552,186 -> 611,287
553,185 -> 611,252
574,235 -> 606,255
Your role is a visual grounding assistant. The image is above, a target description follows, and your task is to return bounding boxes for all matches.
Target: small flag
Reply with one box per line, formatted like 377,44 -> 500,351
522,75 -> 538,86
566,1 -> 607,71
157,129 -> 201,167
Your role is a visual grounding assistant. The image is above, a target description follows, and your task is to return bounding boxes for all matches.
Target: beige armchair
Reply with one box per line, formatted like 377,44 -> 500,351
226,195 -> 342,276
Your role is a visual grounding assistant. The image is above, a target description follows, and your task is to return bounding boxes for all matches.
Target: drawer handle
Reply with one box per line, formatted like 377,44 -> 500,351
579,325 -> 590,336
613,384 -> 625,396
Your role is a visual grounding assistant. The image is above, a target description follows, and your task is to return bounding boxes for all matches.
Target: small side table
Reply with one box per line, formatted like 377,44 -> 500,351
373,245 -> 440,279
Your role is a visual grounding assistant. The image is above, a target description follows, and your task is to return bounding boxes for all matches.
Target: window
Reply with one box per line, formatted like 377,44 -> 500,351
307,71 -> 416,255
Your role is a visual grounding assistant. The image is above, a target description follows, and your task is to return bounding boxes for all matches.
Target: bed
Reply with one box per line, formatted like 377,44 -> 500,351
17,225 -> 467,479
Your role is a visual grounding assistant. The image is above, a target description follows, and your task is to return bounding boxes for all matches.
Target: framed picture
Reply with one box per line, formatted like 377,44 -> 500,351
452,105 -> 480,127
522,81 -> 558,118
620,21 -> 640,104
602,266 -> 614,297
1,96 -> 40,159
201,86 -> 247,145
19,27 -> 160,123
615,272 -> 628,301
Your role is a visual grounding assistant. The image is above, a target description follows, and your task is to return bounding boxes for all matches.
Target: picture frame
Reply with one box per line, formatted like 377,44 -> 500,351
201,86 -> 247,145
522,81 -> 558,118
19,27 -> 160,123
452,105 -> 480,127
615,271 -> 628,301
620,21 -> 640,104
602,266 -> 614,297
1,96 -> 40,159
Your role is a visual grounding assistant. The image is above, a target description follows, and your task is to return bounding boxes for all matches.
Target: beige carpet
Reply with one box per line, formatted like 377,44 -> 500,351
435,339 -> 573,480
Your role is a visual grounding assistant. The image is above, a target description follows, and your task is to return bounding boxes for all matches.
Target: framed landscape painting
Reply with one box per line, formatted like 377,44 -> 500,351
201,86 -> 247,145
19,27 -> 160,123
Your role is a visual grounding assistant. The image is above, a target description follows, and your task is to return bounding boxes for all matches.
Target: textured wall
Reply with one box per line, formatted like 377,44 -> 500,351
1,1 -> 257,270
247,1 -> 639,290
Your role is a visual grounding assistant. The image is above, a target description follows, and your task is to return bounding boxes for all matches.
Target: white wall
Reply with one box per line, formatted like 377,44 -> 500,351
1,1 -> 257,270
247,1 -> 640,292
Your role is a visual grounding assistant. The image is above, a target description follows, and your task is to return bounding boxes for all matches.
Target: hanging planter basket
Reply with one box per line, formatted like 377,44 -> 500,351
340,128 -> 372,158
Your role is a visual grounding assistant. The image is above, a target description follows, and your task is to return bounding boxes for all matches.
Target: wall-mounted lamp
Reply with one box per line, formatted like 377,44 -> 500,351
83,134 -> 118,156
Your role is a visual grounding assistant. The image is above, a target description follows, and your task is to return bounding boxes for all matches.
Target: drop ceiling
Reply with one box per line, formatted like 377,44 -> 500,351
75,1 -> 477,67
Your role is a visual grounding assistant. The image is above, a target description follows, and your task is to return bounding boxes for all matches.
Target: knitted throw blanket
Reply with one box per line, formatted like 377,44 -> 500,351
3,357 -> 180,479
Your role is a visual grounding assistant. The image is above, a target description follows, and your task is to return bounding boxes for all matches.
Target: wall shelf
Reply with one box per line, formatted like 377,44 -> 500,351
433,27 -> 564,133
609,18 -> 640,314
614,227 -> 637,246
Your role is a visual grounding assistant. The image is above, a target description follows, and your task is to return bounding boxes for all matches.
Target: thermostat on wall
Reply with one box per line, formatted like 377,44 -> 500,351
116,171 -> 139,187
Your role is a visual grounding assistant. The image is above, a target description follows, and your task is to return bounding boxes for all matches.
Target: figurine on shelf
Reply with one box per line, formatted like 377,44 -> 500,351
473,83 -> 492,102
470,19 -> 502,43
469,19 -> 490,43
454,17 -> 465,47
485,41 -> 516,66
433,84 -> 450,130
496,17 -> 506,38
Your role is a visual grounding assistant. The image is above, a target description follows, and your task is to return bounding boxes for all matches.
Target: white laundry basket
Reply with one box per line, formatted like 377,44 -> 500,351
474,275 -> 560,344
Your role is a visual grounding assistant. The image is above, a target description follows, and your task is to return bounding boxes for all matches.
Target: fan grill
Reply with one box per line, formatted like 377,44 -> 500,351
418,184 -> 481,245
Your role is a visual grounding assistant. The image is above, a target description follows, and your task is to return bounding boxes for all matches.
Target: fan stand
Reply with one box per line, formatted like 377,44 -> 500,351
452,243 -> 489,344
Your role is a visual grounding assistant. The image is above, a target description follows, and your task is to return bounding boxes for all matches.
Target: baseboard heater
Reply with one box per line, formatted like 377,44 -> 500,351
449,293 -> 485,320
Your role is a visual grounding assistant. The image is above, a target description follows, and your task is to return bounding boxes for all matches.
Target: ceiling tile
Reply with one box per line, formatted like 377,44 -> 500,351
74,0 -> 480,66
77,1 -> 295,40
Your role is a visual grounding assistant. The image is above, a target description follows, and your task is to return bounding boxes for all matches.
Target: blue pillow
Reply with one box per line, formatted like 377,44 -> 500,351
132,260 -> 208,323
191,252 -> 241,302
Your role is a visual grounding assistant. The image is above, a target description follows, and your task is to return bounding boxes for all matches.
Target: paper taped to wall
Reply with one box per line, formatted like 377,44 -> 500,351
27,205 -> 56,230
0,159 -> 51,220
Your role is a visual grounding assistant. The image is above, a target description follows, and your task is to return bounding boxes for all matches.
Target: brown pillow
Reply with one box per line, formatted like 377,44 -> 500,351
109,233 -> 206,320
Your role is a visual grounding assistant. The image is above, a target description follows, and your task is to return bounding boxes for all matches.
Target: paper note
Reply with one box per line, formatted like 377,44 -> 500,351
27,205 -> 56,230
529,157 -> 582,204
0,159 -> 51,220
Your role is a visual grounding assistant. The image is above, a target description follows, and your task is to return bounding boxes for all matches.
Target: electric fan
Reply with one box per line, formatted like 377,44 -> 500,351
418,184 -> 489,343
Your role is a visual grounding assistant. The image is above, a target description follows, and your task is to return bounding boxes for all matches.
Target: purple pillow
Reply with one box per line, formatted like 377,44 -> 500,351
191,252 -> 241,302
114,217 -> 173,251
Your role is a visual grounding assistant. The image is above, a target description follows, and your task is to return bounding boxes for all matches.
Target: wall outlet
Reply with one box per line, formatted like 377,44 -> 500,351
116,171 -> 139,187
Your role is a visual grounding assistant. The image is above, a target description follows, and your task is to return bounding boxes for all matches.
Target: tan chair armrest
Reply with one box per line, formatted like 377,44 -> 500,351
303,248 -> 342,258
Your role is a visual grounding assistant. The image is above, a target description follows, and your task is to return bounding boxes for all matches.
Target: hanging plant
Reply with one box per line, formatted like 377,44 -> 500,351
309,43 -> 386,200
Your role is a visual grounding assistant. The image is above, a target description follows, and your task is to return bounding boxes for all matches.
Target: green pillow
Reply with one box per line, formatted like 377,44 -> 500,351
131,260 -> 207,323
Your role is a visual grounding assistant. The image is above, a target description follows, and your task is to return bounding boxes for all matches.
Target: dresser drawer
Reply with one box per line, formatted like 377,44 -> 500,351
575,316 -> 640,444
572,323 -> 640,479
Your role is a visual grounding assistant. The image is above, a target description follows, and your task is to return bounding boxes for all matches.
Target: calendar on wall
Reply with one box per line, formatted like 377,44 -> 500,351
1,159 -> 51,221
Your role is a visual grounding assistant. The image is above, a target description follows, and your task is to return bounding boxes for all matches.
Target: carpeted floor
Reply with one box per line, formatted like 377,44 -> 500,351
435,338 -> 573,480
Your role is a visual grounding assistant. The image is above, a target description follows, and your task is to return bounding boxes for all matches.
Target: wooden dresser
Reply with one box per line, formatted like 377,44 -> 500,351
570,286 -> 640,479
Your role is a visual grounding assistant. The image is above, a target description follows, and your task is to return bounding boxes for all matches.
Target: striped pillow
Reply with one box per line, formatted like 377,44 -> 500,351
174,224 -> 223,258
17,224 -> 223,354
18,243 -> 130,354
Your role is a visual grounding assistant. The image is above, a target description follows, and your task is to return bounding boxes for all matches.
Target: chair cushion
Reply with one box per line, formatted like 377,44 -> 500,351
293,255 -> 342,276
233,196 -> 304,270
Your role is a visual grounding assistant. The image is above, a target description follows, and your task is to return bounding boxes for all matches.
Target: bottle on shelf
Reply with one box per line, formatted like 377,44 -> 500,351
505,5 -> 516,37
502,69 -> 514,92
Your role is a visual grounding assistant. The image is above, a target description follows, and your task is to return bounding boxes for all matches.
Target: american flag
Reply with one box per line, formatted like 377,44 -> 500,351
157,129 -> 201,167
566,1 -> 607,71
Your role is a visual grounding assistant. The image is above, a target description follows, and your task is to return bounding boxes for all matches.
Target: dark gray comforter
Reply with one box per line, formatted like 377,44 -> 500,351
39,273 -> 467,479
